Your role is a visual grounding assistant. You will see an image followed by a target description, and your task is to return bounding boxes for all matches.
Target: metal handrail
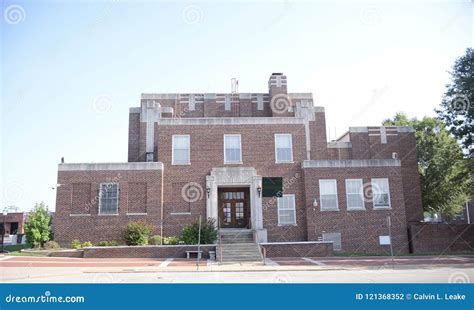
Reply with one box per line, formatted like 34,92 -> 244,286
251,220 -> 265,265
217,217 -> 223,264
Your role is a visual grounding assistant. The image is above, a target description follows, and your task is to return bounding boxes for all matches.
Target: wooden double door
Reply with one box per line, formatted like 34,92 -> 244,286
218,187 -> 250,228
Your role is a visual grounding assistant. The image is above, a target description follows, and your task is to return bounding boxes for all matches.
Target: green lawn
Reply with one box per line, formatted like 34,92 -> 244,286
2,244 -> 48,256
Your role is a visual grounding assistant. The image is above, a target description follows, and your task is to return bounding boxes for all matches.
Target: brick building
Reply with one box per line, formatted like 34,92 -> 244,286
54,73 -> 424,255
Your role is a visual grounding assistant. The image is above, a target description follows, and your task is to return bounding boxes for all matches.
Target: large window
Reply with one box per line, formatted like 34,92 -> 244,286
319,179 -> 338,210
372,178 -> 391,209
224,134 -> 242,164
275,134 -> 293,163
345,179 -> 365,210
277,194 -> 296,225
99,183 -> 119,215
172,135 -> 190,165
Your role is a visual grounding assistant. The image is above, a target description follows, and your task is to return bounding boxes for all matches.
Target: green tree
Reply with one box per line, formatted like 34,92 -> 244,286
24,202 -> 52,248
437,48 -> 474,157
383,113 -> 472,217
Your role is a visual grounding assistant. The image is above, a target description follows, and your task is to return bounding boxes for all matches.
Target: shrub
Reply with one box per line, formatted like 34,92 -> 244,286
43,241 -> 60,250
24,202 -> 52,248
82,241 -> 93,248
163,236 -> 180,245
71,239 -> 81,249
149,235 -> 162,245
97,240 -> 119,247
123,221 -> 153,245
181,218 -> 217,245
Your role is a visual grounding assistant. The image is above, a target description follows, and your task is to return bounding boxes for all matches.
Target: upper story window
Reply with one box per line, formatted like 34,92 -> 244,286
275,134 -> 293,163
172,135 -> 190,165
345,179 -> 365,210
319,179 -> 338,211
277,194 -> 296,225
99,183 -> 119,215
372,178 -> 391,209
224,134 -> 242,164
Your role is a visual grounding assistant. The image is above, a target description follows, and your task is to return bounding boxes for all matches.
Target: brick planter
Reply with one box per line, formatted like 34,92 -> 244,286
82,245 -> 217,259
260,241 -> 333,257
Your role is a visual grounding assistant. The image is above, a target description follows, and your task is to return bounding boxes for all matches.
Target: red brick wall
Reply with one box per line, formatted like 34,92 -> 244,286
303,166 -> 410,254
83,245 -> 216,259
409,223 -> 474,253
261,242 -> 333,257
54,169 -> 162,246
128,112 -> 140,162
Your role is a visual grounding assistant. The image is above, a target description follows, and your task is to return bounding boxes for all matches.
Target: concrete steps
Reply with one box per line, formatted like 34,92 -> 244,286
217,230 -> 263,264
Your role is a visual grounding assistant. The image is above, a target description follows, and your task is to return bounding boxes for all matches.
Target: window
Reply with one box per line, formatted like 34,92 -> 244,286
372,178 -> 391,209
99,183 -> 119,215
172,135 -> 190,165
345,179 -> 365,210
277,194 -> 296,225
224,134 -> 242,164
319,179 -> 338,210
275,134 -> 293,163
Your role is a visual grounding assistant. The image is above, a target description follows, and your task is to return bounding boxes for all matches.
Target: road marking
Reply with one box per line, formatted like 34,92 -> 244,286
159,258 -> 173,267
264,258 -> 279,266
302,257 -> 326,266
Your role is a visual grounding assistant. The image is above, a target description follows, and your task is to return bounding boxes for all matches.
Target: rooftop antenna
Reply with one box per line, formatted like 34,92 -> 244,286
230,78 -> 239,116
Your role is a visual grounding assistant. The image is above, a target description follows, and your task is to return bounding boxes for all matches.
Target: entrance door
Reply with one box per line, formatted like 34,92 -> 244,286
218,187 -> 250,228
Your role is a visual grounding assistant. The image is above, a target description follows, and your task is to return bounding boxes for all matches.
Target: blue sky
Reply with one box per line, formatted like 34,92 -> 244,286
1,0 -> 472,212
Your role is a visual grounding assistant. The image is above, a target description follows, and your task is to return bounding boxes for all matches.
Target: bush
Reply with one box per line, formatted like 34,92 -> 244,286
123,221 -> 153,245
97,240 -> 118,247
43,241 -> 60,250
149,235 -> 162,245
71,239 -> 81,249
181,218 -> 217,245
163,236 -> 180,245
82,241 -> 93,248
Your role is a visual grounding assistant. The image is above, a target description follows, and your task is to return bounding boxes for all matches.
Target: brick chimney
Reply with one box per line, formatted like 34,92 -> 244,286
268,73 -> 290,116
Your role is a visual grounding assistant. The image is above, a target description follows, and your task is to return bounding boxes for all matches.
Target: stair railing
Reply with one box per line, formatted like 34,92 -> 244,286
217,216 -> 223,264
251,219 -> 265,265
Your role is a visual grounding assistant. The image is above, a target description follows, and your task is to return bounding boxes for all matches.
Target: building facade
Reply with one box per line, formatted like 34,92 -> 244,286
54,73 -> 424,254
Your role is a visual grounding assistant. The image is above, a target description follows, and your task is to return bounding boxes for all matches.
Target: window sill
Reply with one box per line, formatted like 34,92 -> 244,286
172,162 -> 191,166
278,223 -> 297,227
347,208 -> 366,211
170,212 -> 192,215
374,207 -> 392,210
320,208 -> 340,212
98,213 -> 119,216
224,162 -> 243,165
275,161 -> 294,164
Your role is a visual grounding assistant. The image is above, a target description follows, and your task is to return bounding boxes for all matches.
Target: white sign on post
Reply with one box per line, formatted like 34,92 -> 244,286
379,235 -> 391,245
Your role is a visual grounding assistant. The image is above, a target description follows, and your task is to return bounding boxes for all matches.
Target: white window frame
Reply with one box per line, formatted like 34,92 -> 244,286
345,179 -> 365,210
319,179 -> 339,211
274,134 -> 293,163
277,194 -> 297,226
224,134 -> 242,164
172,135 -> 191,165
371,178 -> 391,209
98,183 -> 119,215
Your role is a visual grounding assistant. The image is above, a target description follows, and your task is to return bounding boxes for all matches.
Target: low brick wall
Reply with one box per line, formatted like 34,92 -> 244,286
83,245 -> 216,259
49,250 -> 84,258
260,241 -> 333,257
409,223 -> 474,253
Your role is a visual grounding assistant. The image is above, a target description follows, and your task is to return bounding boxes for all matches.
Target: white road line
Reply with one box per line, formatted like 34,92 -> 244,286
264,258 -> 279,266
302,257 -> 326,266
159,258 -> 173,267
